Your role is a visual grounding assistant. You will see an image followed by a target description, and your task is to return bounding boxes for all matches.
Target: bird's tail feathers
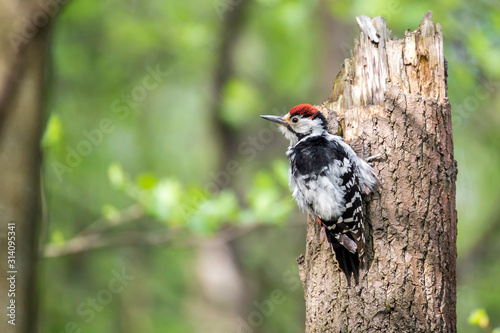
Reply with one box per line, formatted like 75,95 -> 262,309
326,231 -> 360,286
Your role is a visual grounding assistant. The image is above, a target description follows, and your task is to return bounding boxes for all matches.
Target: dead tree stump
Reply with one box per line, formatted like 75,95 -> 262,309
298,11 -> 457,332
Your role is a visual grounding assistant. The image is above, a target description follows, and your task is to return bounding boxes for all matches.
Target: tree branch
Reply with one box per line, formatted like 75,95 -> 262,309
41,219 -> 263,258
79,204 -> 144,235
43,231 -> 175,258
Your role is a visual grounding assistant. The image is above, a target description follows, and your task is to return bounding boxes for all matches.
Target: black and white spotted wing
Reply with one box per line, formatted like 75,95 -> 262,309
289,136 -> 366,255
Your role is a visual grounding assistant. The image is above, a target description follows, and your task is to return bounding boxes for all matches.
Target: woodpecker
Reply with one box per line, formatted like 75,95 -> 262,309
261,104 -> 378,286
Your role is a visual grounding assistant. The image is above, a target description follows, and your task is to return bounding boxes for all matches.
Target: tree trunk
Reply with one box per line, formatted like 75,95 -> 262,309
0,2 -> 51,333
298,12 -> 457,332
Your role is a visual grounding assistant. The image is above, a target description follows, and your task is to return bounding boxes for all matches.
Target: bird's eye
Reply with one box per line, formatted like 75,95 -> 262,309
292,117 -> 299,123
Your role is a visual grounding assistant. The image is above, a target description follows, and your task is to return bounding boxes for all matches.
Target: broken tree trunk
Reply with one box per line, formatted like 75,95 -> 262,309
297,12 -> 457,332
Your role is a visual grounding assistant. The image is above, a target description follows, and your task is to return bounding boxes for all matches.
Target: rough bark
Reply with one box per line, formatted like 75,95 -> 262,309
0,2 -> 51,333
298,12 -> 457,332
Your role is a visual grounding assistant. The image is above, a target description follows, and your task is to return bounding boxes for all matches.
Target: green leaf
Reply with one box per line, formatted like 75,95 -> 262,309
102,204 -> 119,222
42,114 -> 63,148
188,190 -> 239,234
50,230 -> 65,246
137,173 -> 159,189
468,308 -> 490,328
108,163 -> 125,187
150,179 -> 183,222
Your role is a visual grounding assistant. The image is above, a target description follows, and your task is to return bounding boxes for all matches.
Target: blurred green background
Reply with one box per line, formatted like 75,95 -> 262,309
40,0 -> 500,332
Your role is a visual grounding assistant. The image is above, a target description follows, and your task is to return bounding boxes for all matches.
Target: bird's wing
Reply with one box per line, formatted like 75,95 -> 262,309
292,139 -> 366,254
291,139 -> 350,220
325,154 -> 365,255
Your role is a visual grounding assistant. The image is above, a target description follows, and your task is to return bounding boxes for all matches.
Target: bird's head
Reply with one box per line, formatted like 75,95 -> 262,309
261,104 -> 328,145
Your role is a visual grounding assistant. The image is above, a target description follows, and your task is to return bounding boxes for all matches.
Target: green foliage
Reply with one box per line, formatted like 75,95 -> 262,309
221,78 -> 263,128
469,308 -> 490,329
469,308 -> 500,333
42,114 -> 63,148
40,0 -> 500,332
50,230 -> 66,246
106,161 -> 292,234
245,163 -> 293,224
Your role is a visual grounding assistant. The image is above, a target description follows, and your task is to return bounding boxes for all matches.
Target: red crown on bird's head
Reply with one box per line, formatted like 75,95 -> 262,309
289,104 -> 321,119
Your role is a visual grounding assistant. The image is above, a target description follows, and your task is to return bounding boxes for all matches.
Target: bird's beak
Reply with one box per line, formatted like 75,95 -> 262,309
260,115 -> 287,126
